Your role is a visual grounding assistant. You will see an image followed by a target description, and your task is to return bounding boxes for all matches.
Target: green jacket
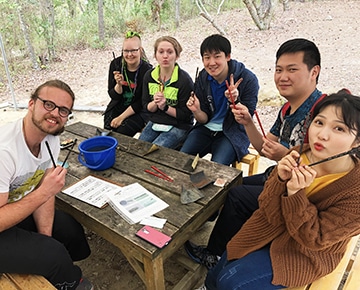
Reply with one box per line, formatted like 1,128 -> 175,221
142,64 -> 194,130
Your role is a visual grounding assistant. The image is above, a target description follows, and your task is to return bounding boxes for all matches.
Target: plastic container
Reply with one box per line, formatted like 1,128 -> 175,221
78,136 -> 118,171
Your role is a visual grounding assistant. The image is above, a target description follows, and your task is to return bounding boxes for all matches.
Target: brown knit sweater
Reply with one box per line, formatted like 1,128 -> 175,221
227,146 -> 360,287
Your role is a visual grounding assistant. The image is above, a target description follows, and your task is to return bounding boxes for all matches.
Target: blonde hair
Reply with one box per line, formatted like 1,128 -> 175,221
154,36 -> 183,57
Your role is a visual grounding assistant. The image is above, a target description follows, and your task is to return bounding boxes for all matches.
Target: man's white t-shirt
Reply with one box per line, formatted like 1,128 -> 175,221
0,118 -> 60,203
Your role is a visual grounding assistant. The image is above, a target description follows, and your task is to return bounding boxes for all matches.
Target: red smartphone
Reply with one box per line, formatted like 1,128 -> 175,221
136,225 -> 171,248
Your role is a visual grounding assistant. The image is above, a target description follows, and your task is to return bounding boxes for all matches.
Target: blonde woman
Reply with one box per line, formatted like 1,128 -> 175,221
139,36 -> 194,149
104,31 -> 152,136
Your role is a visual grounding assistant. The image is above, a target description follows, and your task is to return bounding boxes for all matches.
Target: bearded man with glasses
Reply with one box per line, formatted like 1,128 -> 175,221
0,80 -> 93,290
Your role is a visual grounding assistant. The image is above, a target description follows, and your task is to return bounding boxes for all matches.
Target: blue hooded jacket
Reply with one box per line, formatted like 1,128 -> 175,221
194,59 -> 259,161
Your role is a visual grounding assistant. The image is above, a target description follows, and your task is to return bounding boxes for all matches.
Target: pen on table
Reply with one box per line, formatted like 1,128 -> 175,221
61,138 -> 77,167
254,110 -> 266,138
151,166 -> 173,182
45,141 -> 57,168
225,80 -> 236,107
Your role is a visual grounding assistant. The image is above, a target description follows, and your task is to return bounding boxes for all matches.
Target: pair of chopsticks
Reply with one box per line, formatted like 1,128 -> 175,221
45,139 -> 77,168
145,166 -> 173,182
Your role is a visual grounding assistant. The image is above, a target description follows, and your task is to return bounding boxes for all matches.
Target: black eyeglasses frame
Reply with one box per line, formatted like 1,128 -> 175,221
36,96 -> 72,118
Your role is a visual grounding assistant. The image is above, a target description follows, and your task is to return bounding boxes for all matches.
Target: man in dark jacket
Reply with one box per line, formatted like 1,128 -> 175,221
180,34 -> 259,165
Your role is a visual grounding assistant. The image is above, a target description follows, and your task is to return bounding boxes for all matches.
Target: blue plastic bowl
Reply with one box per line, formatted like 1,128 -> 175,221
78,136 -> 118,171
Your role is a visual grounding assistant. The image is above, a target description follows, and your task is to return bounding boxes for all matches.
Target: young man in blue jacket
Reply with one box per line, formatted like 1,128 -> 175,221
180,34 -> 259,165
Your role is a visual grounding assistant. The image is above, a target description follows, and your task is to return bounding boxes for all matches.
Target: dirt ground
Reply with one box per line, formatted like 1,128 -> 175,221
1,1 -> 360,289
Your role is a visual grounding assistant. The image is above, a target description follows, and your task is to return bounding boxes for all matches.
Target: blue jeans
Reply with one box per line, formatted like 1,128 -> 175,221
180,126 -> 236,165
139,121 -> 188,149
205,246 -> 285,290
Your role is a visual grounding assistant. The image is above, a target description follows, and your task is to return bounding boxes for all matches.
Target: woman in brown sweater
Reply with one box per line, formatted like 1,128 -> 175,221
203,91 -> 360,289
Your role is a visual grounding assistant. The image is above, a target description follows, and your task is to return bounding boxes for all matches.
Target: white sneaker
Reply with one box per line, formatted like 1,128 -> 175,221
195,284 -> 207,290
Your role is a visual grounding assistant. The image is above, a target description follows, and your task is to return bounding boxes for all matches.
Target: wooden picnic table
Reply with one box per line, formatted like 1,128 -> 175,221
56,121 -> 242,290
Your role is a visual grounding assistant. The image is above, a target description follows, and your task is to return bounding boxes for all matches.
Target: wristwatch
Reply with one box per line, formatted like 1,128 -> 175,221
162,104 -> 169,112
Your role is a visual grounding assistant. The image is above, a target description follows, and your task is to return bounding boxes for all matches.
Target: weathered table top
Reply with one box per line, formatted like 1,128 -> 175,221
56,121 -> 242,290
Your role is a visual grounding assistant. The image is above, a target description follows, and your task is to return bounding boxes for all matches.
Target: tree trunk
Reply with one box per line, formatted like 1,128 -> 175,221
152,0 -> 164,31
15,0 -> 39,70
242,0 -> 276,30
281,0 -> 290,11
175,0 -> 180,28
77,0 -> 84,13
98,0 -> 105,43
40,0 -> 56,60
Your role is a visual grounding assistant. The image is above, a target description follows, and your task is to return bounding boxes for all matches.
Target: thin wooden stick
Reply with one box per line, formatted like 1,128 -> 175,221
308,146 -> 360,167
45,141 -> 57,168
254,110 -> 266,138
61,138 -> 77,167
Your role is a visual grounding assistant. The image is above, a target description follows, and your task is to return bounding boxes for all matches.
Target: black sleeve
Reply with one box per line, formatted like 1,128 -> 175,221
107,57 -> 123,101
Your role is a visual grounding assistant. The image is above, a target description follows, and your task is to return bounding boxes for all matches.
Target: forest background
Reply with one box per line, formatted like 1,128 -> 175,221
1,0 -> 359,110
1,0 -> 360,289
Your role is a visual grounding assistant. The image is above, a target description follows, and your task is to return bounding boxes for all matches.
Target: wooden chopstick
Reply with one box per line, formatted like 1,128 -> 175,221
145,169 -> 170,181
308,146 -> 360,167
254,110 -> 266,138
151,166 -> 173,182
61,138 -> 77,167
45,141 -> 57,168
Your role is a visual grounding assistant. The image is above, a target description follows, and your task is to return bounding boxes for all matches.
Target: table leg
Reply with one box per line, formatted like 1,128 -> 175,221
143,255 -> 166,290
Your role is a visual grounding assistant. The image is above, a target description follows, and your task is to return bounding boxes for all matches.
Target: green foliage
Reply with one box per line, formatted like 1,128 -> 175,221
0,0 -> 247,79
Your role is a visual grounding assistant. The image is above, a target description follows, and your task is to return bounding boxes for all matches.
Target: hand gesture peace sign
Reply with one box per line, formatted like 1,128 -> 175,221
225,74 -> 243,106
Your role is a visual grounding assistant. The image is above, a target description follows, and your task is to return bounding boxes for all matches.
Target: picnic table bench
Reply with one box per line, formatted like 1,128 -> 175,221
0,273 -> 56,290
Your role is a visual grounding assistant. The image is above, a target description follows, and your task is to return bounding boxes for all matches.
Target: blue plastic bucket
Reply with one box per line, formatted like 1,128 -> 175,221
78,136 -> 118,171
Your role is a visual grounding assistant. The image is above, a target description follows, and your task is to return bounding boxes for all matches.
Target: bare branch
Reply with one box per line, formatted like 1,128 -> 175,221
217,0 -> 225,15
199,12 -> 226,35
196,0 -> 226,35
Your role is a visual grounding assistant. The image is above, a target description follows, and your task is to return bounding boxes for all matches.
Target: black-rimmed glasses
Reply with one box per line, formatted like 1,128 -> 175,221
122,48 -> 140,55
36,96 -> 72,118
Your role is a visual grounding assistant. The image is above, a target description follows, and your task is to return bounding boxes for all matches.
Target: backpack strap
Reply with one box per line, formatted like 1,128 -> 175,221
280,93 -> 328,144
